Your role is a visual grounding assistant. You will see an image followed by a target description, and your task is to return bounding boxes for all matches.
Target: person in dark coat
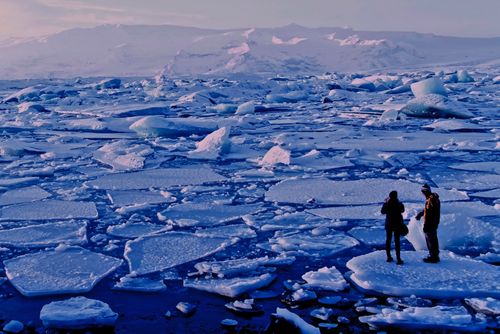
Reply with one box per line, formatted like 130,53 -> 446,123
416,183 -> 441,263
381,190 -> 405,265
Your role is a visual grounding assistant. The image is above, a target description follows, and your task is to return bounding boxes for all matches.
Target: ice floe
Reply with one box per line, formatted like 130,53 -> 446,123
0,200 -> 98,221
0,221 -> 87,247
40,297 -> 118,329
410,77 -> 447,98
184,273 -> 276,298
113,276 -> 167,292
188,126 -> 231,159
124,232 -> 233,276
86,167 -> 226,190
402,94 -> 473,119
93,140 -> 152,171
4,246 -> 122,296
106,222 -> 170,238
273,308 -> 320,334
0,185 -> 50,206
347,250 -> 500,298
302,266 -> 348,291
259,145 -> 291,166
129,116 -> 216,137
465,297 -> 500,316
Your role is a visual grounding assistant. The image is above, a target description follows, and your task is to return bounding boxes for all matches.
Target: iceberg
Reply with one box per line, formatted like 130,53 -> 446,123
188,127 -> 231,159
235,101 -> 255,115
4,246 -> 122,297
347,250 -> 500,299
402,94 -> 473,119
259,145 -> 291,166
410,77 -> 447,98
124,232 -> 232,276
40,297 -> 118,329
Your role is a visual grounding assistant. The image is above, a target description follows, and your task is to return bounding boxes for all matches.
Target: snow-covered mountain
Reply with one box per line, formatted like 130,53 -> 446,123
1,24 -> 499,79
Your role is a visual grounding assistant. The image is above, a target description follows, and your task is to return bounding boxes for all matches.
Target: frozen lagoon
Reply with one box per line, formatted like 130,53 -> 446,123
0,69 -> 499,333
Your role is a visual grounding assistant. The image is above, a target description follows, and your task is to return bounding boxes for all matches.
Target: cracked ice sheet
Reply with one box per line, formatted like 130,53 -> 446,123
266,178 -> 467,205
0,186 -> 50,206
106,223 -> 170,238
431,173 -> 500,191
184,273 -> 276,298
124,232 -> 234,276
347,250 -> 500,299
4,246 -> 122,297
160,203 -> 263,227
258,231 -> 359,257
359,306 -> 486,332
449,161 -> 500,174
194,224 -> 257,239
0,221 -> 87,247
107,190 -> 175,207
0,200 -> 97,221
86,167 -> 226,190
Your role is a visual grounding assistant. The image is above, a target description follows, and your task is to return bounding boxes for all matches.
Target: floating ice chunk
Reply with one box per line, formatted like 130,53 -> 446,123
94,78 -> 121,90
274,308 -> 320,334
0,200 -> 97,221
4,246 -> 122,297
266,178 -> 467,205
402,94 -> 473,119
18,102 -> 49,113
176,302 -> 196,315
347,250 -> 500,298
129,116 -> 216,137
0,221 -> 87,247
235,101 -> 255,115
160,202 -> 261,227
107,190 -> 175,207
265,91 -> 307,103
195,224 -> 257,239
410,77 -> 447,98
359,306 -> 485,332
3,320 -> 23,333
184,273 -> 276,298
188,127 -> 231,160
0,186 -> 50,206
259,232 -> 359,257
124,232 -> 232,276
348,226 -> 386,246
456,70 -> 474,83
194,255 -> 295,278
113,276 -> 167,292
106,222 -> 170,238
86,167 -> 226,190
407,213 -> 499,252
302,266 -> 348,291
449,162 -> 500,174
40,297 -> 118,329
93,141 -> 152,171
465,297 -> 500,316
260,145 -> 291,166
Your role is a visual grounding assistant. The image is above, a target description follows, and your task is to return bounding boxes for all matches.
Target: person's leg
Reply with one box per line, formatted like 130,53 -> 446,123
386,229 -> 393,262
395,232 -> 402,264
429,229 -> 440,260
425,231 -> 433,258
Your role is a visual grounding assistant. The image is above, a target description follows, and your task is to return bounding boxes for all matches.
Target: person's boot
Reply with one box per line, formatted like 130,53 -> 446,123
386,256 -> 393,262
396,258 -> 404,265
423,256 -> 440,263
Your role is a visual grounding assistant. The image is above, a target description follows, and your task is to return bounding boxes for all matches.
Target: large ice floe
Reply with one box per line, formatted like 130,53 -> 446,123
0,221 -> 87,247
40,297 -> 118,329
0,185 -> 50,206
266,178 -> 467,205
86,167 -> 226,190
347,250 -> 500,299
0,200 -> 98,221
4,246 -> 122,296
359,305 -> 486,332
124,232 -> 233,276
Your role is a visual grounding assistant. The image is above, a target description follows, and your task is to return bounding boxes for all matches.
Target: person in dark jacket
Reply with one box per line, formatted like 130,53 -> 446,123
416,183 -> 441,263
381,190 -> 405,265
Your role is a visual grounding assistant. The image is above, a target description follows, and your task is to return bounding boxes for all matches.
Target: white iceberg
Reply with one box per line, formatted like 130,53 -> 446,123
4,246 -> 122,297
124,232 -> 232,276
188,127 -> 231,159
302,266 -> 348,291
184,273 -> 276,298
86,167 -> 226,190
402,94 -> 473,119
410,77 -> 447,98
347,250 -> 500,299
235,101 -> 255,115
40,297 -> 118,329
0,221 -> 87,247
0,200 -> 98,221
259,145 -> 291,166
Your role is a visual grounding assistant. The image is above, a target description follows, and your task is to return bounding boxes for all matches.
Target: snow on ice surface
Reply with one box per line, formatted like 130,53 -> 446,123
410,77 -> 447,98
106,222 -> 169,238
449,162 -> 500,174
266,178 -> 467,205
359,306 -> 486,332
0,221 -> 87,247
402,94 -> 473,119
302,266 -> 348,291
4,246 -> 122,297
275,308 -> 320,334
40,297 -> 118,329
0,185 -> 50,206
308,205 -> 382,220
107,190 -> 175,207
129,116 -> 216,137
188,126 -> 231,160
465,297 -> 500,316
184,273 -> 276,298
0,200 -> 97,221
124,232 -> 233,276
86,167 -> 226,190
347,250 -> 500,299
113,276 -> 167,292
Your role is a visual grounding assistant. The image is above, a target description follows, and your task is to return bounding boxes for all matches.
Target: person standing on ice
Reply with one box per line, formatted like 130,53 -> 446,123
416,184 -> 441,263
381,190 -> 405,265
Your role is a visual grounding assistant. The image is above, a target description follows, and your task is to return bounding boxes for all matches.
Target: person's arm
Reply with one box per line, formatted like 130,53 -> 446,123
400,202 -> 405,213
381,202 -> 387,214
415,210 -> 424,220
